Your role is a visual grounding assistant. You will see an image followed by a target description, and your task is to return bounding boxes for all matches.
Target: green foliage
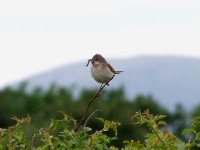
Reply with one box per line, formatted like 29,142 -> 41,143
131,109 -> 184,149
0,84 -> 192,148
182,116 -> 200,149
0,110 -> 199,149
0,115 -> 31,149
0,113 -> 120,149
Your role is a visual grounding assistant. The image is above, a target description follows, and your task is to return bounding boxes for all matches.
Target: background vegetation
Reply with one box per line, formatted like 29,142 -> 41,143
0,83 -> 200,149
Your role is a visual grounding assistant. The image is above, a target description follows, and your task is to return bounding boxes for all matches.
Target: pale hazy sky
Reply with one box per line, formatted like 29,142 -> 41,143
0,0 -> 200,87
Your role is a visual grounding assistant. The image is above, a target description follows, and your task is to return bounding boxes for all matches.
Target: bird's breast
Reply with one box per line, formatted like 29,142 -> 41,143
91,65 -> 114,83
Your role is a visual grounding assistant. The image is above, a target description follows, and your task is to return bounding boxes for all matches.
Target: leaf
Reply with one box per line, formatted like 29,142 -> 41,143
11,116 -> 19,121
197,132 -> 200,140
157,120 -> 166,126
154,115 -> 166,121
49,119 -> 55,129
96,118 -> 105,123
182,128 -> 196,135
109,146 -> 119,150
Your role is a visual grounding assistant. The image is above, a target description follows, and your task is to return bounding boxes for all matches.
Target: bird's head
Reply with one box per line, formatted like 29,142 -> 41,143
91,54 -> 106,65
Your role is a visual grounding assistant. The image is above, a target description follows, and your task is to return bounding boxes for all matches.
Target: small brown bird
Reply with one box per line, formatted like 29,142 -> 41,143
86,54 -> 123,87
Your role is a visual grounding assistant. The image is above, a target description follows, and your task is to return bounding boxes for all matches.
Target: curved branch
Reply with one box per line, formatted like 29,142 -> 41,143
74,75 -> 115,132
84,109 -> 102,127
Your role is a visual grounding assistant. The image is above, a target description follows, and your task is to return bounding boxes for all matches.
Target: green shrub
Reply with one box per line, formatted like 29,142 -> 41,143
0,110 -> 199,149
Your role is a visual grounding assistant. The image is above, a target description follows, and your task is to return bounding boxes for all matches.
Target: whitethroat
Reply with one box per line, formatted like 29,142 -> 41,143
86,54 -> 123,87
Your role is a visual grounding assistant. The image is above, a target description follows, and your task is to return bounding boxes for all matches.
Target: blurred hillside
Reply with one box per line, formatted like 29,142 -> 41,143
12,55 -> 200,110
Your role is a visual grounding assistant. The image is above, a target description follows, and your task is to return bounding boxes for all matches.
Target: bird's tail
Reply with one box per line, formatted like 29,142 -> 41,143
115,71 -> 123,74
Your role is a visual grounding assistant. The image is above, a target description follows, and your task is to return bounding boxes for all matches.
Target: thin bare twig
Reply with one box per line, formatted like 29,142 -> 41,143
84,109 -> 102,127
30,135 -> 35,150
74,75 -> 115,132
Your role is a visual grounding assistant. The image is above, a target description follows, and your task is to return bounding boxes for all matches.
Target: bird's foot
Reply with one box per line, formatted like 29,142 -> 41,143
106,83 -> 110,86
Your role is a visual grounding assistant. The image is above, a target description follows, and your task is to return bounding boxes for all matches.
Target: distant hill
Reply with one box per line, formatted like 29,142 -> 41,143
12,55 -> 200,110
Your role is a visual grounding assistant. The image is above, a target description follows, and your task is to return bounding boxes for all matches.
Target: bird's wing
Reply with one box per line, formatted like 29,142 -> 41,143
107,63 -> 123,74
107,63 -> 116,74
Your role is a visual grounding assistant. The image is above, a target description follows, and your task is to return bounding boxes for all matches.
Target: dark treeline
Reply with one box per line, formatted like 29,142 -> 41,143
0,83 -> 200,147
